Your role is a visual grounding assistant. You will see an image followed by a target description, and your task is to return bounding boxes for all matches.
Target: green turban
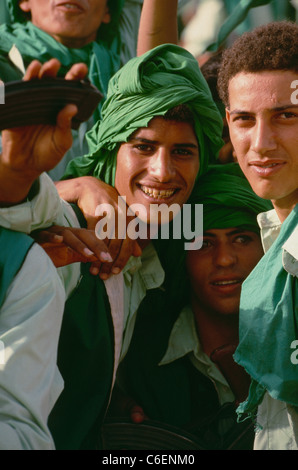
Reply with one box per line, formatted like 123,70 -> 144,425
63,43 -> 224,183
189,163 -> 273,233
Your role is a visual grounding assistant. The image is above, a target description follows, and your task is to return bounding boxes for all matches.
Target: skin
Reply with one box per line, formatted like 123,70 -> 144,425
114,117 -> 200,231
186,228 -> 264,356
226,71 -> 298,222
187,228 -> 264,317
19,0 -> 111,48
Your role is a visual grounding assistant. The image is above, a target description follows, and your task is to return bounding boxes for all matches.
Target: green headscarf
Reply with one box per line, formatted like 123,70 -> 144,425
63,43 -> 224,183
1,0 -> 125,118
189,163 -> 273,233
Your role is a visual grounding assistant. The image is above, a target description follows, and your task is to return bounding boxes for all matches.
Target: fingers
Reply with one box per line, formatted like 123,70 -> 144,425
130,405 -> 147,424
24,59 -> 88,82
24,58 -> 61,81
65,63 -> 88,81
60,227 -> 113,264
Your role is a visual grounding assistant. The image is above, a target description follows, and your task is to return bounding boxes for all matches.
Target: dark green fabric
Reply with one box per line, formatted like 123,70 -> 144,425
48,263 -> 114,450
0,227 -> 34,308
234,204 -> 298,419
189,163 -> 273,233
63,44 -> 224,182
119,285 -> 253,449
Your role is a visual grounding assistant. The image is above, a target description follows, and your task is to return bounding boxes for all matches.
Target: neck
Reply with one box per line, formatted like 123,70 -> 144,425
272,191 -> 298,223
51,34 -> 95,49
191,298 -> 239,357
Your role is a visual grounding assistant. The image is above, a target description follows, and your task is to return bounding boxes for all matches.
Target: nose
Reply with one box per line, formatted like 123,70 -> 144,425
251,118 -> 277,155
213,242 -> 237,268
149,147 -> 176,182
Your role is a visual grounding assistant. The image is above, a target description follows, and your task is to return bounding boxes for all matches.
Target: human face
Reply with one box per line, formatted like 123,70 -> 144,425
226,71 -> 298,220
186,228 -> 263,316
114,117 -> 200,224
19,0 -> 110,48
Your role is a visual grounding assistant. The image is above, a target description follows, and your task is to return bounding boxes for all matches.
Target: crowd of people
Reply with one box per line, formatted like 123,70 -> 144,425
0,0 -> 297,451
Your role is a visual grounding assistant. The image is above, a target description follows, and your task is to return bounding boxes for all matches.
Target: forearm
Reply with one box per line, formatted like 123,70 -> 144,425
137,0 -> 178,56
0,160 -> 38,207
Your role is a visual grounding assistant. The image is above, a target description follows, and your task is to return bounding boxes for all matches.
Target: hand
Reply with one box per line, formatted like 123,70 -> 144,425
31,225 -> 113,268
0,59 -> 88,205
56,176 -> 142,279
108,385 -> 148,424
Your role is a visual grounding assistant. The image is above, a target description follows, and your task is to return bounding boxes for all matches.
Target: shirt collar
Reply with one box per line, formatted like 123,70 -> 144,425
123,242 -> 165,290
159,305 -> 205,365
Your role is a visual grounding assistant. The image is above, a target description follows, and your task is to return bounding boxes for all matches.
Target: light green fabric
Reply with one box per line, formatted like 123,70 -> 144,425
63,43 -> 224,183
234,204 -> 298,419
189,163 -> 273,233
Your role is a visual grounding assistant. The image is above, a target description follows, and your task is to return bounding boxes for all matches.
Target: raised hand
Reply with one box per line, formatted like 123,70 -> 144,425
0,58 -> 88,206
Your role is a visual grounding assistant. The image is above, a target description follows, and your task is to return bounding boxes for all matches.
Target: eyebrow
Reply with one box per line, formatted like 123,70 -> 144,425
229,104 -> 298,115
130,137 -> 199,149
203,229 -> 252,237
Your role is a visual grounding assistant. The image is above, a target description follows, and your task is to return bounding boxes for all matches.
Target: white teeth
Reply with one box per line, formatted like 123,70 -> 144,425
140,186 -> 175,199
257,163 -> 278,168
214,280 -> 239,285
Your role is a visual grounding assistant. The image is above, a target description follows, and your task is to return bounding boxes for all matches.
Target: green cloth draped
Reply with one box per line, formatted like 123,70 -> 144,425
1,0 -> 125,119
189,163 -> 273,232
63,44 -> 224,183
0,228 -> 34,309
234,205 -> 298,420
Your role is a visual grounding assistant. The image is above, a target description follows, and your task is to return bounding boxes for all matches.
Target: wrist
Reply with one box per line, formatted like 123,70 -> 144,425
0,161 -> 39,206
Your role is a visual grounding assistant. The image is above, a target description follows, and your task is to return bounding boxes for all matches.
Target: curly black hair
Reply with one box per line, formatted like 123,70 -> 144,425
218,21 -> 298,107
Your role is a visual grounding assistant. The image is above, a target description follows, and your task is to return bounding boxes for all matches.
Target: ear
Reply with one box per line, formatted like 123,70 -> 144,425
101,5 -> 111,25
18,0 -> 31,13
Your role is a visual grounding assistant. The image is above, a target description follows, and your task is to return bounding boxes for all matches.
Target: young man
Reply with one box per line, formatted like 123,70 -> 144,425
0,0 -> 180,179
217,20 -> 298,450
0,44 -> 223,449
111,163 -> 270,450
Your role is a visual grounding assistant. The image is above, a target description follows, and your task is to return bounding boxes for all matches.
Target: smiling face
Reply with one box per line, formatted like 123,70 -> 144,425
114,116 -> 200,225
226,71 -> 298,220
186,228 -> 263,317
19,0 -> 111,48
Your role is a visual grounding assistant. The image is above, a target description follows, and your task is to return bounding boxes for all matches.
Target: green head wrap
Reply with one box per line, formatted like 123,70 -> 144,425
189,163 -> 273,233
63,44 -> 224,184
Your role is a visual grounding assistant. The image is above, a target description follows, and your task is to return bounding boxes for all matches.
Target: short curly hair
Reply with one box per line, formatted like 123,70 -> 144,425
218,21 -> 298,107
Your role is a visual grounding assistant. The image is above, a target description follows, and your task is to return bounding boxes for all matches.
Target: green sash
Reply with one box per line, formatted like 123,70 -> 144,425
0,227 -> 34,308
235,205 -> 298,419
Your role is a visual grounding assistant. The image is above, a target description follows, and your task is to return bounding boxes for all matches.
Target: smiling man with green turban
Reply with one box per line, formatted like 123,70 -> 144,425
0,44 -> 223,449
